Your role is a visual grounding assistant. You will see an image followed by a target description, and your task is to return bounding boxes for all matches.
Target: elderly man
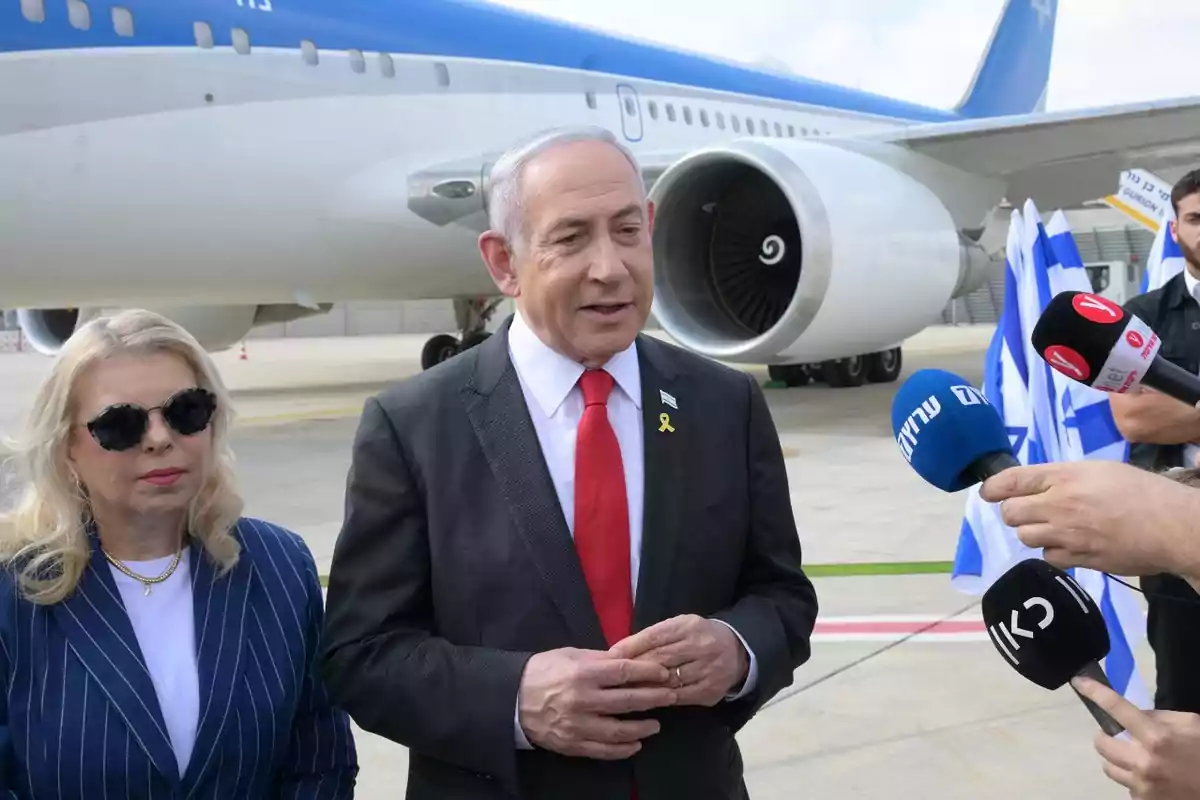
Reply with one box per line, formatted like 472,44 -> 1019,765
321,125 -> 818,800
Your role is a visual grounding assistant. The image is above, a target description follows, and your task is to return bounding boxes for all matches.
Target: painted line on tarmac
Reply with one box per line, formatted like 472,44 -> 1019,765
812,615 -> 987,643
805,561 -> 953,577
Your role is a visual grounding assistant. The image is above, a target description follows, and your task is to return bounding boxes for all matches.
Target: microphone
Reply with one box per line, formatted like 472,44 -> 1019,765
1032,290 -> 1200,405
890,368 -> 1018,491
982,558 -> 1125,736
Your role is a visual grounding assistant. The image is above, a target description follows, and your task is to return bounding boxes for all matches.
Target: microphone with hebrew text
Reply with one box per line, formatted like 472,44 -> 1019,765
982,558 -> 1125,736
1032,290 -> 1200,405
890,368 -> 1017,491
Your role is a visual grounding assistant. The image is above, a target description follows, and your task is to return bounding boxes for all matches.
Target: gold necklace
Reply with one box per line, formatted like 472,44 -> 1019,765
103,548 -> 182,596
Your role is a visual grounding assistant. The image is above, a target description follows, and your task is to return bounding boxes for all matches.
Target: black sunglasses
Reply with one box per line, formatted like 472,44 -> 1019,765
85,387 -> 217,452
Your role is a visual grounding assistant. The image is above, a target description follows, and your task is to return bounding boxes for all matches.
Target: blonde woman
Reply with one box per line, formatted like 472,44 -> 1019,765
0,310 -> 357,798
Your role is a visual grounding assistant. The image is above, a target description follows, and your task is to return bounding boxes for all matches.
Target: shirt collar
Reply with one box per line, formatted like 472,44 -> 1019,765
1186,269 -> 1200,306
508,310 -> 642,417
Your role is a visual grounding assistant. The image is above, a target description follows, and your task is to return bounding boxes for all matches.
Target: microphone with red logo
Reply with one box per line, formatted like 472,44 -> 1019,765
1031,290 -> 1200,405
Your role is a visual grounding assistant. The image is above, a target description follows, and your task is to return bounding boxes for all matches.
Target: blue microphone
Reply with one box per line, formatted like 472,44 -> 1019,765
890,368 -> 1018,492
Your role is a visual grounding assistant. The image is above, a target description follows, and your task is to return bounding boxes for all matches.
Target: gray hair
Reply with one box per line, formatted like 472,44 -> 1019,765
485,125 -> 647,249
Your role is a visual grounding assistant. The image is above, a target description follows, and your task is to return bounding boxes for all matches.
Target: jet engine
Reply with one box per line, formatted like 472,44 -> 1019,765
16,303 -> 332,355
648,138 -> 975,375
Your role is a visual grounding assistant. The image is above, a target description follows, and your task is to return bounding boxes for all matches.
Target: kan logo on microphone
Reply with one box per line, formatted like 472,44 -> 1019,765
1126,330 -> 1144,349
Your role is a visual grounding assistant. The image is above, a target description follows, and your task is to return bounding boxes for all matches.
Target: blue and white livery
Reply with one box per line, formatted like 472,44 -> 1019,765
3,0 -> 1200,382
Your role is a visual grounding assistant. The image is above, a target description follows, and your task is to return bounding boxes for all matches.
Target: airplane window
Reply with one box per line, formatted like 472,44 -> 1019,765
68,0 -> 90,30
434,62 -> 450,87
379,52 -> 395,78
111,5 -> 134,36
682,106 -> 692,125
194,21 -> 214,49
746,118 -> 754,134
20,0 -> 44,23
301,39 -> 318,65
700,109 -> 709,127
731,116 -> 740,133
774,122 -> 783,136
624,97 -> 636,116
349,49 -> 366,74
231,26 -> 250,54
585,91 -> 597,110
665,104 -> 676,122
761,119 -> 768,135
647,100 -> 658,120
787,124 -> 795,137
715,111 -> 725,130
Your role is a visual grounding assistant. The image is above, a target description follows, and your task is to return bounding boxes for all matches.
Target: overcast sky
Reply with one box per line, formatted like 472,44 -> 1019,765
490,0 -> 1197,112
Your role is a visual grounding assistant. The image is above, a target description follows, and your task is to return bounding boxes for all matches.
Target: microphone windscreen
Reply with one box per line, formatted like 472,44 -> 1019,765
890,368 -> 1011,492
981,559 -> 1110,691
1031,291 -> 1160,392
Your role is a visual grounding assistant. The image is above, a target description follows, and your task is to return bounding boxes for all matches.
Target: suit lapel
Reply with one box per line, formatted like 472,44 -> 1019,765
633,337 -> 686,631
181,534 -> 252,796
462,320 -> 608,649
51,535 -> 182,790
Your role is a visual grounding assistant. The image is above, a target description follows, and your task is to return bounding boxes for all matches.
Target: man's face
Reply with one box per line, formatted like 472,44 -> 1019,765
481,139 -> 653,368
1172,192 -> 1200,272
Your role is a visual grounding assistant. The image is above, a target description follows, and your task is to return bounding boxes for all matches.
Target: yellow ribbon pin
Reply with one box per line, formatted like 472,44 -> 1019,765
658,412 -> 675,433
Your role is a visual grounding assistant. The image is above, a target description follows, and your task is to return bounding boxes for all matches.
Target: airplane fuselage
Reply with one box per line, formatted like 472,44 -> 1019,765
0,0 -> 954,309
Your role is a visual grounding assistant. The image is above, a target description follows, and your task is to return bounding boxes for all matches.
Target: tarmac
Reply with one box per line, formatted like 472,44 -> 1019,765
0,323 -> 1144,798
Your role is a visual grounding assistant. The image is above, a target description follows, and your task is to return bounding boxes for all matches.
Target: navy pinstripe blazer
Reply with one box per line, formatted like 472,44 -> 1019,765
0,517 -> 358,799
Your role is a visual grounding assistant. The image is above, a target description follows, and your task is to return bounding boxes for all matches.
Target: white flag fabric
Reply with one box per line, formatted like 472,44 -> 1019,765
951,202 -> 1150,710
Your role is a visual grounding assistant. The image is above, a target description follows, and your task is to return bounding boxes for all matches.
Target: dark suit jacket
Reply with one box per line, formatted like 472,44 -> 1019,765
321,318 -> 818,799
0,517 -> 358,799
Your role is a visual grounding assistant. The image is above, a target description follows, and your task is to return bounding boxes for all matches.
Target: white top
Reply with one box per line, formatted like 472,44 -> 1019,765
1182,270 -> 1200,468
508,309 -> 646,590
109,549 -> 199,777
505,311 -> 758,749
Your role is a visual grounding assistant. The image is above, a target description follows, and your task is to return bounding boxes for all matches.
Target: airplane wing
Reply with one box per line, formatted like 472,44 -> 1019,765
863,95 -> 1200,208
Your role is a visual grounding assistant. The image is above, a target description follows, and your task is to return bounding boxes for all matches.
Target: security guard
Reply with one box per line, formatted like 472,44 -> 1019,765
1110,167 -> 1200,713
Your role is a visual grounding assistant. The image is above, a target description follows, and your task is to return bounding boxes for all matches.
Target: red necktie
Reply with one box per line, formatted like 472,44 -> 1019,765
574,369 -> 633,647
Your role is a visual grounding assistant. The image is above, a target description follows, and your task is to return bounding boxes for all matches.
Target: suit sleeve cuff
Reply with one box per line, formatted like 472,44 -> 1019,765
515,699 -> 534,749
712,619 -> 759,700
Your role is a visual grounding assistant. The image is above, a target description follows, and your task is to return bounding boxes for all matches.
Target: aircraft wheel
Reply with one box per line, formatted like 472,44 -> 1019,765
767,364 -> 810,387
865,347 -> 903,383
820,355 -> 867,388
421,334 -> 460,371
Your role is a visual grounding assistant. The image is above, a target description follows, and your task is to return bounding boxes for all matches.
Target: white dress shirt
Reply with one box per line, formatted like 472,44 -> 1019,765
1181,271 -> 1200,468
109,549 -> 200,776
506,311 -> 758,749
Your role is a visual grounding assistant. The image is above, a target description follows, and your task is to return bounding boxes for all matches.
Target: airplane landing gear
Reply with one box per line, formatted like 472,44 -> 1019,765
420,297 -> 504,371
766,346 -> 903,388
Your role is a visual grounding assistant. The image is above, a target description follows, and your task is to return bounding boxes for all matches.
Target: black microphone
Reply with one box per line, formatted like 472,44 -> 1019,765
1031,290 -> 1200,405
982,558 -> 1125,736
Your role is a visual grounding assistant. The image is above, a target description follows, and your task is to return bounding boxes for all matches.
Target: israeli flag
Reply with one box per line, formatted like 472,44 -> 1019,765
1141,204 -> 1185,292
952,202 -> 1150,710
951,210 -> 1040,595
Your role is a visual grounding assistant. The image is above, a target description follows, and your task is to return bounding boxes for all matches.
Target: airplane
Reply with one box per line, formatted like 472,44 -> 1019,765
3,0 -> 1200,388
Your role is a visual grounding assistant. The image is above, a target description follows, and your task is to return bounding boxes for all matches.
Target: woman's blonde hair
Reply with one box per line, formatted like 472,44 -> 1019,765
0,309 -> 243,604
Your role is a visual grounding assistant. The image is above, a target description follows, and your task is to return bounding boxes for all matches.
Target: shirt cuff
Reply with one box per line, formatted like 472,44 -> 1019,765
712,619 -> 759,701
515,699 -> 534,749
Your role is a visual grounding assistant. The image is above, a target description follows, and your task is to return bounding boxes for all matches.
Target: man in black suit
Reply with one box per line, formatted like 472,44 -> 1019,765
321,125 -> 818,800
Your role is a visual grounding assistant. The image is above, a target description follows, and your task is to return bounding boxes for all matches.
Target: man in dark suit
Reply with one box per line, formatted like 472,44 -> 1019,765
321,125 -> 819,800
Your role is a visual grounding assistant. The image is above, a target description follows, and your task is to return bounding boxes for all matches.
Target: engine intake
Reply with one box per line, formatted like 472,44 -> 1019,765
649,139 -> 963,364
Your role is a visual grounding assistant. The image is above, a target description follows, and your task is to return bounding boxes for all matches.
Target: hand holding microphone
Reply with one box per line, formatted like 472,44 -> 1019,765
1073,676 -> 1200,799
